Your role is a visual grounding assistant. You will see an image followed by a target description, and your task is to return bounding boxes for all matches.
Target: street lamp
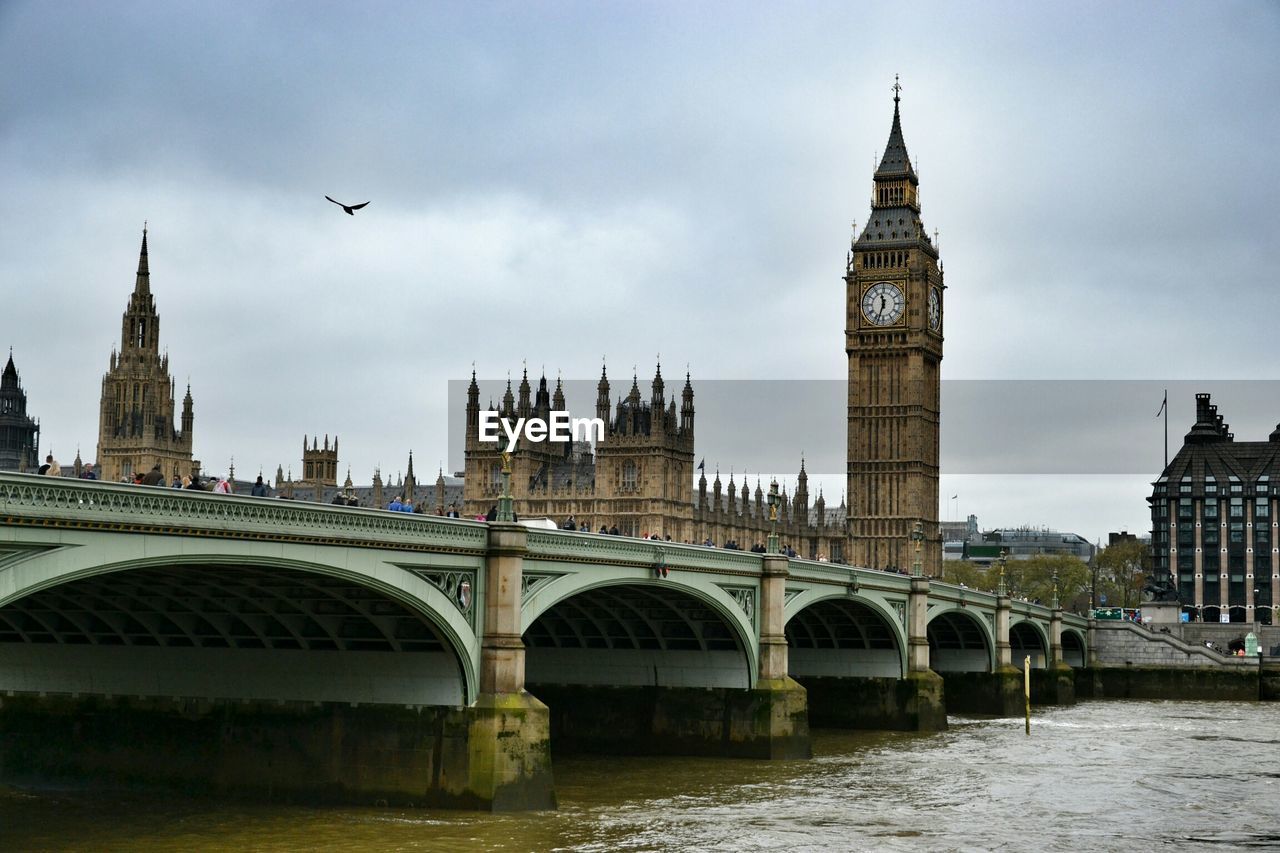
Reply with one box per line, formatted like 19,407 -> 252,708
497,451 -> 515,523
766,478 -> 780,554
996,548 -> 1008,596
1051,565 -> 1060,610
910,521 -> 924,578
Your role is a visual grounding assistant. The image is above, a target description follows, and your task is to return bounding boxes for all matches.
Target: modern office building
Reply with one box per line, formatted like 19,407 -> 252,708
1149,393 -> 1279,624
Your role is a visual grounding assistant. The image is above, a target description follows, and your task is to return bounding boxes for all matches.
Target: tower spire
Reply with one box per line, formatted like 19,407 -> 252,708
135,224 -> 150,293
875,76 -> 915,181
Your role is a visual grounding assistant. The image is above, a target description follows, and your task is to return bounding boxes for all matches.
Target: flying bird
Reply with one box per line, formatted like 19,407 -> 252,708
325,196 -> 370,216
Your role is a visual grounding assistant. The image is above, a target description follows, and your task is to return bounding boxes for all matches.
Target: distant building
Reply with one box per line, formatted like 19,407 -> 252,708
0,351 -> 40,473
1107,530 -> 1149,548
274,446 -> 464,512
941,515 -> 976,562
942,512 -> 977,537
95,228 -> 197,483
941,515 -> 1094,565
1149,393 -> 1279,624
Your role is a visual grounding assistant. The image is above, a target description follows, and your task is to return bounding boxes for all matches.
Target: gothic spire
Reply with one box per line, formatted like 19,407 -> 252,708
134,225 -> 151,294
875,76 -> 916,180
552,375 -> 565,410
2,349 -> 17,389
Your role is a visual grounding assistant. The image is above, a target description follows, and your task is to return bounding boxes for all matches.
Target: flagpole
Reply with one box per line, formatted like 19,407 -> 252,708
1163,388 -> 1168,469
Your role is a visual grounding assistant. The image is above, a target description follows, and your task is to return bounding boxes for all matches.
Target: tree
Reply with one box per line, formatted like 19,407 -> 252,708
942,560 -> 988,590
1097,539 -> 1148,609
1000,555 -> 1091,611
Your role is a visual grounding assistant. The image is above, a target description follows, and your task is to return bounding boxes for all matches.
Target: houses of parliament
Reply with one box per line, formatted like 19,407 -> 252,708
5,90 -> 944,571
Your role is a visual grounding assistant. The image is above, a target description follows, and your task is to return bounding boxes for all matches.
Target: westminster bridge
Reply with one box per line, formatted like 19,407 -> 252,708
0,473 -> 1088,810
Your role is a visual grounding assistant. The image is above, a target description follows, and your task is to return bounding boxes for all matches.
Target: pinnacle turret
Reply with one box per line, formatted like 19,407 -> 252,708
2,350 -> 17,389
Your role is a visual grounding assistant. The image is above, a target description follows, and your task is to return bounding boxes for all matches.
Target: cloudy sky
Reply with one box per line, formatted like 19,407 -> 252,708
2,1 -> 1277,542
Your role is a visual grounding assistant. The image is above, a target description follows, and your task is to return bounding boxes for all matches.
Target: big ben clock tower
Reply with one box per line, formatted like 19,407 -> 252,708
846,80 -> 943,574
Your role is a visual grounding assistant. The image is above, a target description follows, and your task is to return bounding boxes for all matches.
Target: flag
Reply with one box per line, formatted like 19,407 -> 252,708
1156,390 -> 1167,418
697,459 -> 705,472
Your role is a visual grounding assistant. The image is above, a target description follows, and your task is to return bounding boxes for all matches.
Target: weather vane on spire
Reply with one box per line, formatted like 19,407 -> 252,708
892,74 -> 901,103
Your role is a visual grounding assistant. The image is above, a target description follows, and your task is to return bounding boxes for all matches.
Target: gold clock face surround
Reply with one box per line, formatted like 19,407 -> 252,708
861,281 -> 905,326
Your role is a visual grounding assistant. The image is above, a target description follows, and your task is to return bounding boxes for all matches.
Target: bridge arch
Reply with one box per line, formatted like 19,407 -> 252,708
0,540 -> 479,704
927,608 -> 995,672
1062,628 -> 1086,667
1009,619 -> 1048,669
520,574 -> 757,689
784,592 -> 906,679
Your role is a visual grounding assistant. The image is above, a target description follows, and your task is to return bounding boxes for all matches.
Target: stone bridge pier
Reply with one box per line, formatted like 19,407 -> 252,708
467,522 -> 555,810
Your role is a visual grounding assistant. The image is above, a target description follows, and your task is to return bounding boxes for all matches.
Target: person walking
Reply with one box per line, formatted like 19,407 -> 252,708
141,464 -> 164,486
250,476 -> 269,497
39,454 -> 60,476
212,476 -> 232,494
79,463 -> 97,481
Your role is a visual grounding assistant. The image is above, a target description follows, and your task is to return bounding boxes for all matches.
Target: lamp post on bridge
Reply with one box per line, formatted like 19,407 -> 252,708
994,548 -> 1013,670
910,521 -> 924,578
497,451 -> 515,523
766,478 -> 780,554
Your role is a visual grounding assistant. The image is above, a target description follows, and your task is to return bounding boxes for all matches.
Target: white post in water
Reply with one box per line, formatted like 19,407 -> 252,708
1024,655 -> 1031,735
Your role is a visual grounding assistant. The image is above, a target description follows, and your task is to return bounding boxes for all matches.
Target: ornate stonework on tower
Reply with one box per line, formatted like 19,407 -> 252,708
96,229 -> 196,483
0,351 -> 41,473
845,83 -> 943,574
301,435 -> 339,487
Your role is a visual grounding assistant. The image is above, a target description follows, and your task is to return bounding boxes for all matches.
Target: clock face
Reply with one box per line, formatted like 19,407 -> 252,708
928,287 -> 941,331
862,281 -> 905,326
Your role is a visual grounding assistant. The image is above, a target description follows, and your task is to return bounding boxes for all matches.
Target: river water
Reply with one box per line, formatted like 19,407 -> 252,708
2,700 -> 1277,851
